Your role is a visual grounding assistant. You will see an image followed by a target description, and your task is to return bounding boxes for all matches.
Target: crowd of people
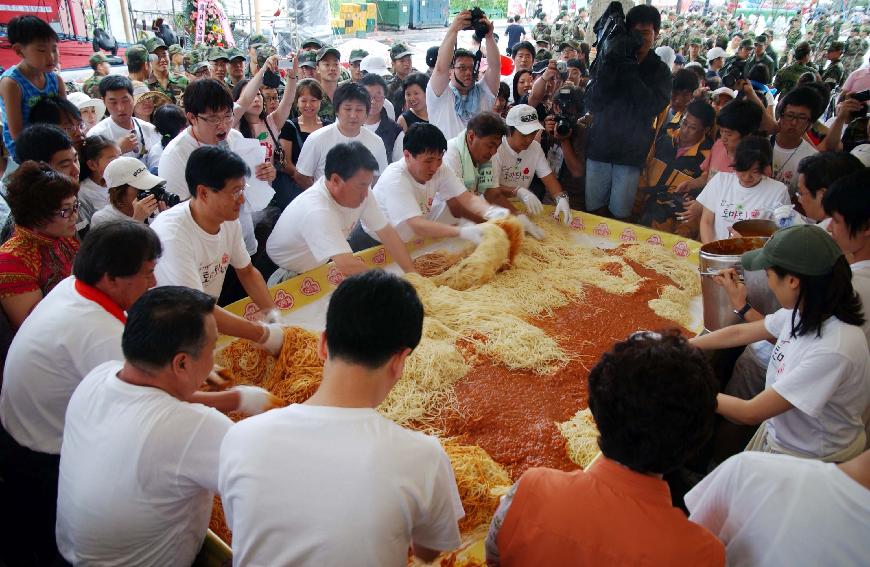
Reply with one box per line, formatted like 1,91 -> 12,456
0,3 -> 868,565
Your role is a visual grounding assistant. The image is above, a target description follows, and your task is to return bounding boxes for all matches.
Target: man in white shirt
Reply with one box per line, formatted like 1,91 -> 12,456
88,75 -> 160,165
686,450 -> 870,566
795,152 -> 865,226
219,270 -> 464,566
267,142 -> 416,282
771,86 -> 822,193
295,82 -> 389,188
427,10 -> 501,140
151,146 -> 286,352
57,286 -> 276,565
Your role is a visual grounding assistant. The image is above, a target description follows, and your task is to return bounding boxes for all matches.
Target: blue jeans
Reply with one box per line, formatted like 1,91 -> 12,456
584,159 -> 641,219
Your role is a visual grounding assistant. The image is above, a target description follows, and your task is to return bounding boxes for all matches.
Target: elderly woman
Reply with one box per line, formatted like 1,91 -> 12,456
0,162 -> 80,329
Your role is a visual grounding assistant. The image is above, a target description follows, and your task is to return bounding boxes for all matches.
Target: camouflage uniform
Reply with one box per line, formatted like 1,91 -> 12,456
844,34 -> 869,75
744,52 -> 776,81
146,73 -> 189,105
786,25 -> 802,55
82,74 -> 105,99
816,30 -> 836,65
532,21 -> 551,44
821,42 -> 846,87
774,62 -> 816,95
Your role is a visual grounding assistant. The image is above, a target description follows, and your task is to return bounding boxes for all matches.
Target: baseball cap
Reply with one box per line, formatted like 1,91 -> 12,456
144,36 -> 167,53
674,54 -> 685,65
67,91 -> 106,121
301,37 -> 323,50
535,39 -> 550,48
707,47 -> 726,60
88,52 -> 108,67
104,157 -> 165,190
248,33 -> 268,47
828,41 -> 845,52
298,51 -> 317,68
535,49 -> 553,62
126,45 -> 148,68
226,47 -> 246,61
168,44 -> 183,57
316,46 -> 341,62
360,54 -> 389,76
531,60 -> 549,74
739,38 -> 754,49
349,49 -> 369,63
390,42 -> 413,60
506,104 -> 543,135
558,40 -> 580,51
208,47 -> 229,61
690,37 -> 702,46
741,225 -> 843,277
711,86 -> 737,99
189,61 -> 210,74
426,45 -> 439,68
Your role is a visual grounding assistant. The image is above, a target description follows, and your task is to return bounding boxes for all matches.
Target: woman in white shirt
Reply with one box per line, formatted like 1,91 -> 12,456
91,157 -> 166,228
77,136 -> 120,230
691,225 -> 870,462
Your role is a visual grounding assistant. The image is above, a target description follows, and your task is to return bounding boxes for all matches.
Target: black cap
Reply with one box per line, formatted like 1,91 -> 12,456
426,45 -> 439,68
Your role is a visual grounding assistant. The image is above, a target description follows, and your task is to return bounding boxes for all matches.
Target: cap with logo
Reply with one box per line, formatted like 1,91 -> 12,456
143,36 -> 167,53
104,156 -> 165,190
349,49 -> 369,63
360,54 -> 389,76
226,47 -> 247,61
741,225 -> 843,276
207,47 -> 229,62
88,52 -> 108,67
316,46 -> 341,62
126,45 -> 149,68
301,37 -> 324,50
506,104 -> 544,135
390,42 -> 413,60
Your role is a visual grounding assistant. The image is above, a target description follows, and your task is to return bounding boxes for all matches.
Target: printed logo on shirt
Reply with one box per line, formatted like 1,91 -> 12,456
501,163 -> 532,185
200,255 -> 230,286
718,199 -> 763,222
771,339 -> 790,375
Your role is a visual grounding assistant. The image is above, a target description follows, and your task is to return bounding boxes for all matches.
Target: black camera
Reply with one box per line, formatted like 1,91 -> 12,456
721,62 -> 745,89
138,182 -> 181,208
554,87 -> 583,136
467,7 -> 489,43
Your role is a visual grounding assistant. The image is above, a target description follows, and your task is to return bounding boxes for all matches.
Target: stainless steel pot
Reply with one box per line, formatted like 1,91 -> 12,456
699,238 -> 781,332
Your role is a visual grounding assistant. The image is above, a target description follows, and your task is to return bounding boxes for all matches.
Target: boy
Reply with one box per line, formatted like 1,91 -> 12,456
88,75 -> 161,166
771,86 -> 822,192
0,15 -> 67,159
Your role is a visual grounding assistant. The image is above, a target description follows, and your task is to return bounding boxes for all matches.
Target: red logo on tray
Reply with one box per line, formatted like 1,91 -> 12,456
372,248 -> 386,264
647,234 -> 664,246
299,278 -> 320,296
274,289 -> 294,309
620,228 -> 637,242
673,241 -> 690,257
327,266 -> 345,286
570,217 -> 584,230
243,302 -> 261,321
594,222 -> 610,237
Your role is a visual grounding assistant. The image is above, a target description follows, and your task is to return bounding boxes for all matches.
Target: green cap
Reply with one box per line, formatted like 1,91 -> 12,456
535,48 -> 553,62
739,38 -> 754,49
207,47 -> 229,61
126,45 -> 148,68
298,51 -> 317,68
754,34 -> 767,44
301,37 -> 323,50
256,44 -> 277,67
690,37 -> 702,45
828,41 -> 845,52
390,42 -> 413,60
248,33 -> 268,47
143,36 -> 167,53
349,49 -> 368,63
535,39 -> 549,47
88,52 -> 108,67
316,45 -> 340,62
741,225 -> 843,277
189,61 -> 210,74
168,44 -> 183,57
226,47 -> 246,61
558,40 -> 580,51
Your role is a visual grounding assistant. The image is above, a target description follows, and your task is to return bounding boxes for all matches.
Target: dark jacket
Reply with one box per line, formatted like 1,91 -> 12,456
585,48 -> 672,168
374,108 -> 403,161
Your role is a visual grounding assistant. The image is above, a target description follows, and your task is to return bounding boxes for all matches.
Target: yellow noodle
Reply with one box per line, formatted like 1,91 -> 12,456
557,408 -> 601,469
441,439 -> 512,532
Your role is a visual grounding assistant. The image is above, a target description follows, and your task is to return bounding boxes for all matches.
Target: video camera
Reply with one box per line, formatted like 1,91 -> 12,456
466,7 -> 490,43
137,182 -> 181,208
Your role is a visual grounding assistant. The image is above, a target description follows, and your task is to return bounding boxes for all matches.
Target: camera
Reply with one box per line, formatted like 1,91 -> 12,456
554,87 -> 583,137
721,62 -> 745,89
138,182 -> 181,208
467,7 -> 490,43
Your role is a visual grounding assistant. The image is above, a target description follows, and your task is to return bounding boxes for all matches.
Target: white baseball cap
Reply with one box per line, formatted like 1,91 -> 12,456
104,157 -> 164,190
711,86 -> 738,99
506,104 -> 543,135
360,54 -> 389,76
707,47 -> 726,61
67,91 -> 106,122
655,46 -> 675,68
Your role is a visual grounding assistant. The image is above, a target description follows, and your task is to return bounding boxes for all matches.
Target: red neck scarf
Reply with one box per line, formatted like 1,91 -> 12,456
74,279 -> 127,324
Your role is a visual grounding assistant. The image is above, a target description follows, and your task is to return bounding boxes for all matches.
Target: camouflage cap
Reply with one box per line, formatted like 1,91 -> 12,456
298,50 -> 317,68
300,37 -> 323,50
207,47 -> 230,61
126,45 -> 148,68
168,44 -> 183,57
534,39 -> 550,47
256,44 -> 277,67
248,33 -> 269,47
189,61 -> 210,74
535,48 -> 553,62
349,49 -> 369,63
558,40 -> 580,51
88,52 -> 108,67
143,36 -> 167,53
739,38 -> 754,48
390,42 -> 413,60
754,34 -> 767,44
690,37 -> 702,46
316,45 -> 341,62
828,40 -> 845,52
226,47 -> 246,61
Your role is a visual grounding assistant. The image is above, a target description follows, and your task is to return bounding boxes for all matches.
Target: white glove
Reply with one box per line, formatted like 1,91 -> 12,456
258,323 -> 285,355
516,187 -> 543,216
517,214 -> 545,240
553,194 -> 572,225
232,385 -> 282,416
458,225 -> 485,244
483,205 -> 510,221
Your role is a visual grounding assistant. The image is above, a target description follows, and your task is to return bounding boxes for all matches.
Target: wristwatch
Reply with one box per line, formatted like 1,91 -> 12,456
734,302 -> 752,321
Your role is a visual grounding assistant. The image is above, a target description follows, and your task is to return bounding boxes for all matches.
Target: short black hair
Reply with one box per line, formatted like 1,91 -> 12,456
325,270 -> 423,369
404,123 -> 447,156
122,286 -> 216,370
402,72 -> 429,93
99,74 -> 134,98
151,104 -> 187,148
716,99 -> 763,136
733,135 -> 773,172
626,4 -> 662,33
29,96 -> 82,128
74,222 -> 163,285
589,331 -> 717,474
7,15 -> 58,45
78,135 -> 117,181
778,85 -> 824,121
324,141 -> 379,180
685,98 -> 715,128
333,81 -> 371,114
467,111 -> 507,138
186,146 -> 250,197
15,123 -> 72,164
798,152 -> 864,198
794,41 -> 812,60
359,72 -> 388,92
183,78 -> 234,116
672,68 -> 700,93
512,41 -> 535,59
746,63 -> 770,85
823,169 -> 870,237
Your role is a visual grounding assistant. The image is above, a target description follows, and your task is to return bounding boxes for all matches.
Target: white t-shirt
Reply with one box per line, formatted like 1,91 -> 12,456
367,159 -> 467,242
762,308 -> 870,458
89,116 -> 161,168
0,277 -> 124,454
697,173 -> 790,241
426,79 -> 496,141
78,177 -> 109,213
491,136 -> 552,188
90,204 -> 142,229
218,404 -> 464,567
266,177 -> 388,273
686,452 -> 870,567
772,138 -> 817,193
363,121 -> 405,163
57,361 -> 231,566
850,260 -> 870,343
150,200 -> 251,299
295,123 -> 388,182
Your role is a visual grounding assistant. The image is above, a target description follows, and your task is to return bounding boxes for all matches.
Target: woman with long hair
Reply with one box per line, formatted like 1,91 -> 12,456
147,104 -> 187,172
691,225 -> 869,462
277,78 -> 331,207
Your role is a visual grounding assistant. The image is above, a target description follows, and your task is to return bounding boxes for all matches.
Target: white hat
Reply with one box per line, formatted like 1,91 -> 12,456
360,54 -> 389,76
711,86 -> 738,99
655,46 -> 675,68
506,104 -> 543,135
851,144 -> 870,167
707,47 -> 726,61
104,157 -> 164,190
67,91 -> 106,122
685,61 -> 704,70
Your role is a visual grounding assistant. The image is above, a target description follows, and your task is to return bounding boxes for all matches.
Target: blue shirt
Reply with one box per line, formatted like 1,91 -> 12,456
506,24 -> 527,50
0,65 -> 60,159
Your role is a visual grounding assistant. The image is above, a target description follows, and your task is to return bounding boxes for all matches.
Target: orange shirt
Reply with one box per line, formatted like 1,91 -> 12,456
496,458 -> 725,567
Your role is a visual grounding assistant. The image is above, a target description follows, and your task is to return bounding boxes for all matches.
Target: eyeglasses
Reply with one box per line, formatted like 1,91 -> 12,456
196,113 -> 234,125
62,122 -> 85,136
781,112 -> 810,123
227,185 -> 246,201
53,200 -> 80,218
262,95 -> 278,102
453,65 -> 474,72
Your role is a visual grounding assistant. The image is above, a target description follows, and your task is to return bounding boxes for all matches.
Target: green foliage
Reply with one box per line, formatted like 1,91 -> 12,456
450,0 -> 508,14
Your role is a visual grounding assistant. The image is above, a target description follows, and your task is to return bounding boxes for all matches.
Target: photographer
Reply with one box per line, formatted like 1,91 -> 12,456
540,85 -> 587,211
428,9 -> 502,140
91,156 -> 172,228
584,4 -> 671,221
